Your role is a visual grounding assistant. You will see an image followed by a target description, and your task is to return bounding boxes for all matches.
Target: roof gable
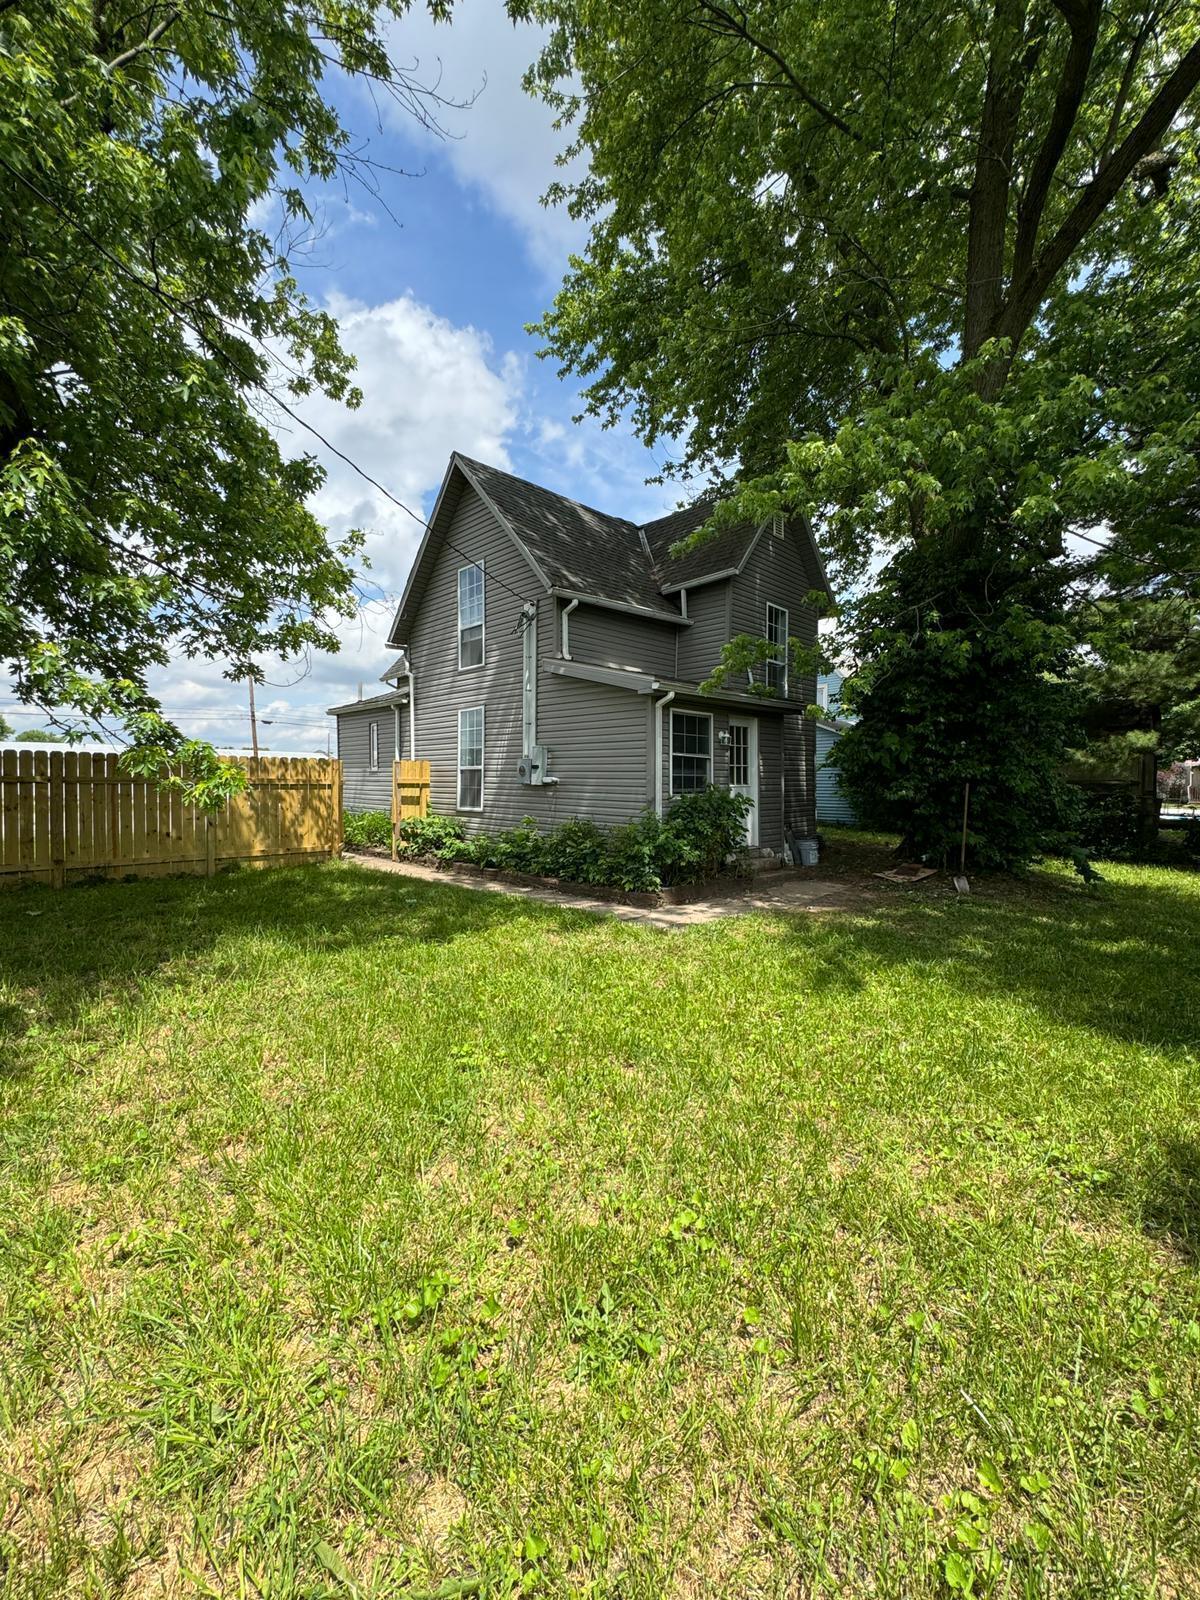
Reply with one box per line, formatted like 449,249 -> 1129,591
386,457 -> 548,645
387,455 -> 833,645
456,456 -> 664,612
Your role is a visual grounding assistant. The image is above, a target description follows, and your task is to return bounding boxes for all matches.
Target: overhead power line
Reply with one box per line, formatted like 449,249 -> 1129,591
0,156 -> 539,617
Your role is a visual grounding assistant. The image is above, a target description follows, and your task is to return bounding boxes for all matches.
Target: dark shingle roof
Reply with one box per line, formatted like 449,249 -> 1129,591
641,502 -> 756,589
457,456 -> 667,612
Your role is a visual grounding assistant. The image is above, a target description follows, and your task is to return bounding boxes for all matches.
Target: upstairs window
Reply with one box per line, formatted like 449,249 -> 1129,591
368,720 -> 379,772
458,706 -> 484,810
458,563 -> 485,669
766,604 -> 789,695
671,711 -> 712,794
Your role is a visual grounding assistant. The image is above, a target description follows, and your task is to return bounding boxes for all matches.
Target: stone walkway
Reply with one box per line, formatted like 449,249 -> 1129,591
345,852 -> 876,929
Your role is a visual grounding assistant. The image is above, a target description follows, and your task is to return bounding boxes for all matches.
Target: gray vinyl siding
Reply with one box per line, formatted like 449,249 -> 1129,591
784,715 -> 817,838
566,600 -> 678,677
657,695 -> 785,851
816,723 -> 858,824
337,704 -> 404,813
395,483 -> 565,832
730,523 -> 821,709
675,580 -> 732,682
536,673 -> 654,829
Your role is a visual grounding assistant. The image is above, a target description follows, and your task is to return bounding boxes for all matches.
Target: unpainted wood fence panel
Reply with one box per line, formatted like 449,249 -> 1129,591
391,760 -> 431,859
0,754 -> 342,889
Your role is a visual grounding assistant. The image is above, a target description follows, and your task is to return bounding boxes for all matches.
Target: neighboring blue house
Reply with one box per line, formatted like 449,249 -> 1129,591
816,670 -> 859,826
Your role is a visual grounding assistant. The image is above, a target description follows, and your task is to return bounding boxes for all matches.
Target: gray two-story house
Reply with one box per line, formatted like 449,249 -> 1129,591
330,453 -> 832,855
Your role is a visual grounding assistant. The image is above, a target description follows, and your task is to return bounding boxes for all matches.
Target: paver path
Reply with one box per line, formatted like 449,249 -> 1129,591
345,851 -> 878,928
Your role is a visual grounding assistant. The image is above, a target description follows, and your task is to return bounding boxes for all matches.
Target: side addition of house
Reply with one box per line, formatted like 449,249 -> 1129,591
330,454 -> 833,856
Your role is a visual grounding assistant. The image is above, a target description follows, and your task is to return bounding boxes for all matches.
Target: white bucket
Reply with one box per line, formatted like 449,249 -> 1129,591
797,838 -> 819,868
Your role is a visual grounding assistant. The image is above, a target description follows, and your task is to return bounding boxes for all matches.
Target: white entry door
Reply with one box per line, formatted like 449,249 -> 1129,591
727,718 -> 758,845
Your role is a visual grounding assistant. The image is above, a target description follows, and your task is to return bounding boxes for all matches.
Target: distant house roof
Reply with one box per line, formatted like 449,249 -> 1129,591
326,687 -> 408,716
387,453 -> 833,646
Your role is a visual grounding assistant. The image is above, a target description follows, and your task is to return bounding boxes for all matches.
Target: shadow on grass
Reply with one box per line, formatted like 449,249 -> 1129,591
0,860 -> 599,1064
1141,1138 -> 1200,1263
772,869 -> 1200,1054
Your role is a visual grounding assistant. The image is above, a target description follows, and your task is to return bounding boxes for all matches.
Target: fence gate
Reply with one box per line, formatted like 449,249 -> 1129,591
392,759 -> 431,858
0,751 -> 342,890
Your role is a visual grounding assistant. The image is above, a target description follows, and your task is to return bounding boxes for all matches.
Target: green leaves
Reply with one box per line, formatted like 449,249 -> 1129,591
1,0 -> 452,762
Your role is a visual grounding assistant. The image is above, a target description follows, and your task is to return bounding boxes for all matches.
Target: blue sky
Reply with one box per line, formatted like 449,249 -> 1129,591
2,2 -> 685,753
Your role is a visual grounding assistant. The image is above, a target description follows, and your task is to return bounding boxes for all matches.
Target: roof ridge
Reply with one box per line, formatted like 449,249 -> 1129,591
454,452 -> 641,534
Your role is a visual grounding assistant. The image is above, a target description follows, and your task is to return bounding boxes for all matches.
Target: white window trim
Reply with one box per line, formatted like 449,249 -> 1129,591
669,708 -> 714,796
766,603 -> 789,696
457,705 -> 485,812
368,720 -> 379,772
458,561 -> 486,672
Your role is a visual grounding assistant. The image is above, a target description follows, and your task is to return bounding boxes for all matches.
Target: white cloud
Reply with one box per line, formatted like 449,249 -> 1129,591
137,291 -> 523,751
382,2 -> 587,276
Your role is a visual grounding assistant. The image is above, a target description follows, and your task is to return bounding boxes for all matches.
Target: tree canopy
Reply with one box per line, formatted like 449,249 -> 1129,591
518,0 -> 1200,862
1,0 -> 452,796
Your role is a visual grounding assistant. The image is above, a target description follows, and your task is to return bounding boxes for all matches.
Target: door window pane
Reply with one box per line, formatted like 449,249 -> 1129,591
729,724 -> 749,786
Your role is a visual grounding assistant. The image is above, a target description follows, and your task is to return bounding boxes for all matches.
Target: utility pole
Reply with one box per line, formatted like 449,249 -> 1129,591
248,676 -> 259,759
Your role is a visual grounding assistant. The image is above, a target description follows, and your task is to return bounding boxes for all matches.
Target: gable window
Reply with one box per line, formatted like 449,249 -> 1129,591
369,720 -> 379,772
458,562 -> 485,669
671,711 -> 712,795
458,706 -> 484,810
766,604 -> 789,695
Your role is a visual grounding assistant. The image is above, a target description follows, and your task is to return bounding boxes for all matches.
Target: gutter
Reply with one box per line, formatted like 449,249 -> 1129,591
653,689 -> 676,818
407,667 -> 417,757
549,586 -> 691,626
560,596 -> 580,660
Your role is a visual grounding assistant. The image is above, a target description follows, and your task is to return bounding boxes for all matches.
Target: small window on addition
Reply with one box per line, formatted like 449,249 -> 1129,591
671,710 -> 712,794
369,720 -> 379,772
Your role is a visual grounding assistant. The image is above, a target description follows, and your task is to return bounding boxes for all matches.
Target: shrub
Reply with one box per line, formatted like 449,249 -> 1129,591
607,812 -> 665,892
481,817 -> 546,873
1070,785 -> 1149,860
658,786 -> 751,883
343,810 -> 391,849
394,814 -> 466,861
391,786 -> 750,892
540,818 -> 611,884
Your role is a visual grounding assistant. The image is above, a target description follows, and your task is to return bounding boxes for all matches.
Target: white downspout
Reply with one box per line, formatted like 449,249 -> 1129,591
561,596 -> 579,660
406,670 -> 417,757
654,689 -> 676,817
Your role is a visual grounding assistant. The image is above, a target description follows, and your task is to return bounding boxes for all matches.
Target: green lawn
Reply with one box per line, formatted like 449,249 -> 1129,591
1,850 -> 1198,1598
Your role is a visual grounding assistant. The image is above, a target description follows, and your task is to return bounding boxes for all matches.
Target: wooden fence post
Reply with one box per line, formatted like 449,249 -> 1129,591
49,750 -> 65,890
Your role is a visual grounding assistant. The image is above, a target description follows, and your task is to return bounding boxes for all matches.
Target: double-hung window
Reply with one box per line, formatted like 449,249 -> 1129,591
765,604 -> 789,695
458,563 -> 485,669
671,711 -> 712,795
368,720 -> 379,772
458,706 -> 484,810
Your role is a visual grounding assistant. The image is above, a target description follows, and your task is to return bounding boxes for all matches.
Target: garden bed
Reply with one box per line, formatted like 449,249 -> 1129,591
343,844 -> 790,907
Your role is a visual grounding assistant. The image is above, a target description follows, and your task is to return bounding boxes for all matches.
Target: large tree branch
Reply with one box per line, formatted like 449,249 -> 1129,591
690,0 -> 864,142
1010,0 -> 1101,288
963,0 -> 1032,360
998,32 -> 1200,347
62,7 -> 180,107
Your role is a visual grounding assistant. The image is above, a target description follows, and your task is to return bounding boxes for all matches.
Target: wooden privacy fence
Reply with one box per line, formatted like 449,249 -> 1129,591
391,759 -> 430,858
0,751 -> 342,890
